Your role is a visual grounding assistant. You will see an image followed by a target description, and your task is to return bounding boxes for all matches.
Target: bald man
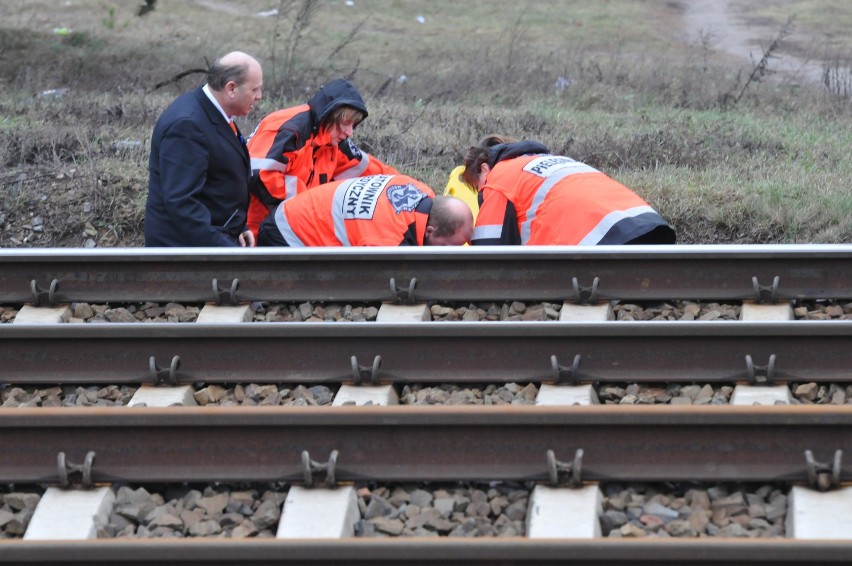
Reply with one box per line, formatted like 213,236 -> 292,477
146,51 -> 263,247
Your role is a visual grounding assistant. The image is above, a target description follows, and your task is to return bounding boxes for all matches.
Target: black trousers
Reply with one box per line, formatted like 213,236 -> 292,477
257,215 -> 290,247
624,225 -> 677,245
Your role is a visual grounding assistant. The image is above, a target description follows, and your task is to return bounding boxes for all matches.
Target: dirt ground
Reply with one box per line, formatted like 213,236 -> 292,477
681,0 -> 825,83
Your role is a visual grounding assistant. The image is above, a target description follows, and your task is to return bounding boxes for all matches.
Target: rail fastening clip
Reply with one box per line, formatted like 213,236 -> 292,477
805,449 -> 843,492
547,448 -> 584,487
389,277 -> 417,304
212,277 -> 240,306
301,449 -> 339,488
351,355 -> 382,386
551,354 -> 582,385
30,278 -> 60,307
57,451 -> 96,489
149,355 -> 181,386
571,277 -> 600,305
745,354 -> 776,385
752,275 -> 780,303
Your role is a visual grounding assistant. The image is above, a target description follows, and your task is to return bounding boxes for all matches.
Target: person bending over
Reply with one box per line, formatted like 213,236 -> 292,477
462,135 -> 676,246
258,174 -> 473,247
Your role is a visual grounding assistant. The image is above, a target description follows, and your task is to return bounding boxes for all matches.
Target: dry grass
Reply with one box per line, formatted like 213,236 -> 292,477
0,0 -> 850,246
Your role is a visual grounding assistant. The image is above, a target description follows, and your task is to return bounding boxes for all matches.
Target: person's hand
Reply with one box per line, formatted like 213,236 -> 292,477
239,230 -> 256,247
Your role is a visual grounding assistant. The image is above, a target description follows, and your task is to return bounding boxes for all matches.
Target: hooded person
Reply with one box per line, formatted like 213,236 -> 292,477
244,78 -> 398,238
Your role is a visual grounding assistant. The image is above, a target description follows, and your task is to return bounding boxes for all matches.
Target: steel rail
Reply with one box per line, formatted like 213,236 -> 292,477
3,539 -> 852,565
2,405 -> 851,484
2,320 -> 851,385
2,244 -> 852,304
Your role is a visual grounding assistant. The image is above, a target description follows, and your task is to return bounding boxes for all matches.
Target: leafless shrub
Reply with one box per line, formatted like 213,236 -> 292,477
268,0 -> 318,90
264,0 -> 368,97
729,15 -> 796,106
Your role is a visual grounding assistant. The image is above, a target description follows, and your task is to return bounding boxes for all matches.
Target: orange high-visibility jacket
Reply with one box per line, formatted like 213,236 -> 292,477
471,140 -> 675,245
245,79 -> 397,238
259,174 -> 436,247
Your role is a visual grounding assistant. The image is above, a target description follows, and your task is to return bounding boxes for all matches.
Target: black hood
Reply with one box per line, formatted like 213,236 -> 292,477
488,140 -> 550,167
307,78 -> 368,132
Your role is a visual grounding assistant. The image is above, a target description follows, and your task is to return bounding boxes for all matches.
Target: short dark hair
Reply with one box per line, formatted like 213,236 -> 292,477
208,59 -> 248,91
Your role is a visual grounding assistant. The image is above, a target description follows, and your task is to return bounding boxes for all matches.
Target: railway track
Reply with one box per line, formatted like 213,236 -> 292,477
3,244 -> 851,304
2,320 -> 851,384
2,245 -> 852,563
4,405 -> 851,484
4,538 -> 852,565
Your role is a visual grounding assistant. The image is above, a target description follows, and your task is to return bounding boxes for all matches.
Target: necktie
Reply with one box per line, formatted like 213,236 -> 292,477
229,120 -> 245,146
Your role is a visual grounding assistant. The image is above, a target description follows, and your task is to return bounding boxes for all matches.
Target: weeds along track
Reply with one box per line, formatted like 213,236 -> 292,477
2,245 -> 852,562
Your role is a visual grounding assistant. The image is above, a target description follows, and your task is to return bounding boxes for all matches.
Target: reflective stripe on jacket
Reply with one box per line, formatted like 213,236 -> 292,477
472,145 -> 673,245
245,79 -> 397,238
267,174 -> 435,247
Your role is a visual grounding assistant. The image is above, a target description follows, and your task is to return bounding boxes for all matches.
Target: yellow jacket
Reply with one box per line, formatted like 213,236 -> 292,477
443,165 -> 479,221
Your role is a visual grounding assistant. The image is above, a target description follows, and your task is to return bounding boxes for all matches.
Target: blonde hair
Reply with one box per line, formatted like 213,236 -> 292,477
323,105 -> 365,129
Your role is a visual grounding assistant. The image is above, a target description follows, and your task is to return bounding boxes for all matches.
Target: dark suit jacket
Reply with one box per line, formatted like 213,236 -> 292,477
145,86 -> 250,246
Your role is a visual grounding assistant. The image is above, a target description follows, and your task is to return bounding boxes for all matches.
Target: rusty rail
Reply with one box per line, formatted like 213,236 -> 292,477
3,538 -> 852,564
3,405 -> 851,485
2,320 -> 851,385
2,244 -> 852,304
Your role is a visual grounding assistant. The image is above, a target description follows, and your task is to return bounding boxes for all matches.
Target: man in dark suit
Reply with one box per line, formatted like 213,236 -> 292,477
145,51 -> 263,246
